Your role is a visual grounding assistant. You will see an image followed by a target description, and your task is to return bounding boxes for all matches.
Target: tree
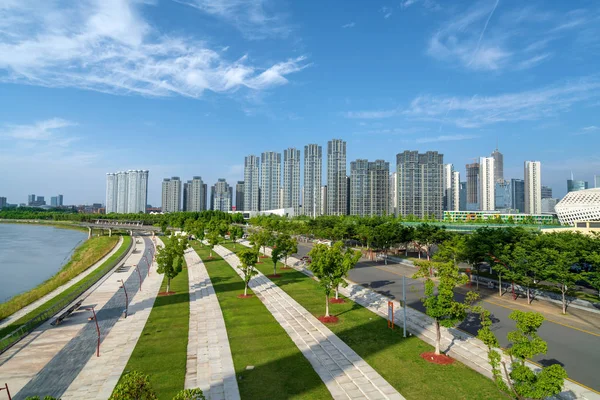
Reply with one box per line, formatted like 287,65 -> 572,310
308,242 -> 361,317
172,388 -> 206,400
238,248 -> 259,296
434,234 -> 466,268
206,231 -> 221,258
249,229 -> 273,260
271,245 -> 283,276
191,220 -> 205,246
477,310 -> 567,399
584,252 -> 600,299
413,260 -> 478,355
413,223 -> 449,262
274,234 -> 298,268
230,225 -> 244,248
160,219 -> 169,234
156,235 -> 189,293
109,371 -> 157,400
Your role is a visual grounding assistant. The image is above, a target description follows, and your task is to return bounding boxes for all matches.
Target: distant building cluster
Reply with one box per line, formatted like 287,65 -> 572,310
106,170 -> 149,214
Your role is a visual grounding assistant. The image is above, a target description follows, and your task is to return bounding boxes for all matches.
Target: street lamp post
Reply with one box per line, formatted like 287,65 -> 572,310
86,306 -> 100,357
118,279 -> 128,317
0,383 -> 12,400
143,255 -> 151,276
133,265 -> 142,291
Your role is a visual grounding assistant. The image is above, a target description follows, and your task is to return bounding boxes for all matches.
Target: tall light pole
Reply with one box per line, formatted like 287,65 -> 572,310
133,264 -> 142,291
118,279 -> 128,317
86,306 -> 100,357
0,383 -> 12,400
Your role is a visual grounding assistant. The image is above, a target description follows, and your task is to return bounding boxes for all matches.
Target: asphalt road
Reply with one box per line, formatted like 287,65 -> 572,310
294,242 -> 600,393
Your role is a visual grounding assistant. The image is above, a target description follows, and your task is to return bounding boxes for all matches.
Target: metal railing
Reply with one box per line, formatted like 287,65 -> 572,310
0,237 -> 134,355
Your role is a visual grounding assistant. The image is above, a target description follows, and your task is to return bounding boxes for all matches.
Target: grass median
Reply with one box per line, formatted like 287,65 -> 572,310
222,241 -> 504,400
0,236 -> 130,341
0,235 -> 121,321
191,241 -> 332,400
119,238 -> 190,399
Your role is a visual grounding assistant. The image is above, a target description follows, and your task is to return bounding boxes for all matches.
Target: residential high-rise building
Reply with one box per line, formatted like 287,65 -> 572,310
321,185 -> 328,215
183,182 -> 189,211
51,196 -> 58,207
282,148 -> 301,210
185,176 -> 207,212
350,159 -> 389,216
451,171 -> 460,212
397,150 -> 444,219
327,139 -> 347,215
595,175 -> 600,188
162,177 -> 182,213
212,179 -> 232,212
510,179 -> 525,212
495,180 -> 512,209
479,157 -> 495,211
389,172 -> 398,216
459,181 -> 467,211
466,163 -> 480,211
524,161 -> 542,214
28,194 -> 36,205
0,197 -> 6,209
541,185 -> 553,199
235,181 -> 245,211
491,146 -> 503,183
260,151 -> 281,211
567,179 -> 588,193
303,144 -> 322,217
106,170 -> 148,214
58,194 -> 63,207
244,155 -> 260,211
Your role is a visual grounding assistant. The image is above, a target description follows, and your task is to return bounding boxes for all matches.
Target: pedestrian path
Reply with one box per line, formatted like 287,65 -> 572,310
214,245 -> 404,400
0,236 -> 125,329
184,247 -> 240,400
0,237 -> 149,400
60,237 -> 162,399
241,240 -> 600,400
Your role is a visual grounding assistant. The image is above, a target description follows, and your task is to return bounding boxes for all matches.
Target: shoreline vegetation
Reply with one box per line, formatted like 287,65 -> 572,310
0,235 -> 120,321
0,219 -> 87,233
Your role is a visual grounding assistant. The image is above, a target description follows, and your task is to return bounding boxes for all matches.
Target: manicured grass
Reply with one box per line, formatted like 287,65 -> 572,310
0,236 -> 131,340
222,242 -> 505,400
0,235 -> 120,320
192,242 -> 332,400
120,244 -> 190,399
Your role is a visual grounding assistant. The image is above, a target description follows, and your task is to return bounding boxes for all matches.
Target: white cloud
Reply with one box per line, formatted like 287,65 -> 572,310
573,125 -> 600,135
0,0 -> 308,98
175,0 -> 290,39
342,22 -> 355,29
345,108 -> 400,119
401,0 -> 441,10
416,134 -> 479,143
380,7 -> 392,19
1,118 -> 76,140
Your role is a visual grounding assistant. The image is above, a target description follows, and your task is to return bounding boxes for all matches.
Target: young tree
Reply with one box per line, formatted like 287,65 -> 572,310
434,233 -> 466,268
477,310 -> 567,399
413,224 -> 449,263
274,234 -> 298,268
156,235 -> 189,293
413,260 -> 478,355
237,247 -> 259,296
191,220 -> 205,246
206,231 -> 221,258
271,245 -> 283,276
249,229 -> 273,259
230,225 -> 244,248
308,242 -> 361,317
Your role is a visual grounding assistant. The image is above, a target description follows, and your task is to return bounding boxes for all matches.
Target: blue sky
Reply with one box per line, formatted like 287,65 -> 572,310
0,0 -> 599,206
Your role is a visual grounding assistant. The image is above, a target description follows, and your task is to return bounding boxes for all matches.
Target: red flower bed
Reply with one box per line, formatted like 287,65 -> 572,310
420,352 -> 455,365
158,291 -> 176,296
237,294 -> 253,298
329,298 -> 345,304
317,315 -> 339,323
267,274 -> 282,278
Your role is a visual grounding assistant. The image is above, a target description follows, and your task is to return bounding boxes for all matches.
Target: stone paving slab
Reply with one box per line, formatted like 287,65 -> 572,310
184,247 -> 240,400
214,245 -> 404,400
240,240 -> 599,400
61,237 -> 162,400
0,237 -> 152,400
0,236 -> 125,329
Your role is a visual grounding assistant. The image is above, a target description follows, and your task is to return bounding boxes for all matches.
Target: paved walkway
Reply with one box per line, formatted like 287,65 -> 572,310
241,240 -> 599,400
61,237 -> 162,399
184,247 -> 240,400
0,236 -> 125,329
0,237 -> 150,400
214,245 -> 404,400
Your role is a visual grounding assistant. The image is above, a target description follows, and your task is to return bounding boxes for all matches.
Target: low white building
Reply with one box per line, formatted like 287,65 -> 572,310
555,188 -> 600,226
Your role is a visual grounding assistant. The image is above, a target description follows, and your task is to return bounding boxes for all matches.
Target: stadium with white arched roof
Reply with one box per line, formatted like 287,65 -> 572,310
554,188 -> 600,226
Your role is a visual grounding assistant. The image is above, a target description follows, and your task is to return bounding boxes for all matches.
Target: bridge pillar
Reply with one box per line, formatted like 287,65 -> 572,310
88,227 -> 92,239
130,230 -> 133,236
109,228 -> 112,237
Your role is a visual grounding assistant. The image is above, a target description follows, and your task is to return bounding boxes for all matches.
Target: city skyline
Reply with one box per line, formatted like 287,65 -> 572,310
1,1 -> 599,205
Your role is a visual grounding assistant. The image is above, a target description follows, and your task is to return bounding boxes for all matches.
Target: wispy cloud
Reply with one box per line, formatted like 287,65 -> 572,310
401,0 -> 441,11
427,2 -> 600,72
572,125 -> 600,135
174,0 -> 291,39
0,0 -> 309,99
416,134 -> 479,143
1,118 -> 76,140
345,77 -> 600,128
342,22 -> 356,29
380,6 -> 392,19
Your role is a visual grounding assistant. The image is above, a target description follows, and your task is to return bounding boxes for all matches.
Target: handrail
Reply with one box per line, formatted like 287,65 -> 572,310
0,236 -> 134,355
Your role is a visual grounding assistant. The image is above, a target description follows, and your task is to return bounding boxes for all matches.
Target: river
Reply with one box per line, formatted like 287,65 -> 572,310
0,223 -> 87,302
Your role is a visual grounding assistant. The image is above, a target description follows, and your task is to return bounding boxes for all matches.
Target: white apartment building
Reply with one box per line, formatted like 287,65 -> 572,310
282,148 -> 301,211
260,152 -> 281,211
244,155 -> 260,212
524,161 -> 542,214
106,170 -> 148,214
452,170 -> 460,212
162,177 -> 182,213
479,157 -> 495,211
303,144 -> 322,217
327,139 -> 347,215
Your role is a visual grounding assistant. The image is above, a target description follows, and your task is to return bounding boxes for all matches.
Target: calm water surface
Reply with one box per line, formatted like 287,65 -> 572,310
0,224 -> 87,302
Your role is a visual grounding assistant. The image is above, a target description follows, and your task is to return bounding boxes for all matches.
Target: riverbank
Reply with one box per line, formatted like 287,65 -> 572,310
0,219 -> 86,233
0,235 -> 120,321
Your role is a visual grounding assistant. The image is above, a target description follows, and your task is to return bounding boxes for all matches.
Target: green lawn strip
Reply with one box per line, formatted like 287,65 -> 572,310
222,242 -> 504,400
119,242 -> 190,400
0,235 -> 121,320
0,236 -> 131,340
191,242 -> 332,400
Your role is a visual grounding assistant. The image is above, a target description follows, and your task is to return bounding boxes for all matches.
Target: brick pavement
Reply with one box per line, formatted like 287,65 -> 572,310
184,247 -> 240,400
214,244 -> 404,400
